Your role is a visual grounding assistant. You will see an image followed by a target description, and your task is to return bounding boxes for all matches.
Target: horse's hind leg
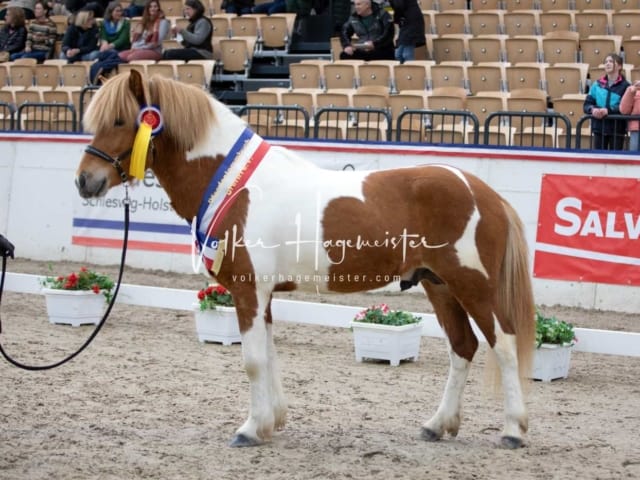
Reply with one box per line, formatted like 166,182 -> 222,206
421,282 -> 478,442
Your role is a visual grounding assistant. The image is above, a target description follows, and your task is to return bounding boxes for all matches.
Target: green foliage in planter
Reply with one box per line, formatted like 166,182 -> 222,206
353,304 -> 421,326
535,310 -> 576,347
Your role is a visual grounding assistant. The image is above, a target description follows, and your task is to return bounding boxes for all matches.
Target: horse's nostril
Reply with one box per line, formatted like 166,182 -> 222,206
77,172 -> 86,189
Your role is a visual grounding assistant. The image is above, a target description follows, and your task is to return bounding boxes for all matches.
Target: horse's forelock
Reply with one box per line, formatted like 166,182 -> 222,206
83,74 -> 139,134
83,74 -> 216,152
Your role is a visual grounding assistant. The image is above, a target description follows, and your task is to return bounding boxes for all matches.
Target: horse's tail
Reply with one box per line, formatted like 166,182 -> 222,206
498,200 -> 536,382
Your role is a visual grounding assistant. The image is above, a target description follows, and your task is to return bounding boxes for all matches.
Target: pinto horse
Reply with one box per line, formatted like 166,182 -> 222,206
75,70 -> 535,449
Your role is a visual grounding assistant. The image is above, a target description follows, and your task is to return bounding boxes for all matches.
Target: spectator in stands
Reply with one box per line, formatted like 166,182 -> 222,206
583,53 -> 629,151
162,0 -> 212,61
99,1 -> 130,53
339,0 -> 394,61
123,0 -> 146,18
0,7 -> 28,62
390,0 -> 424,63
11,1 -> 57,62
118,0 -> 169,62
620,80 -> 640,151
222,0 -> 254,15
252,0 -> 285,15
0,0 -> 36,21
61,8 -> 100,62
0,233 -> 15,258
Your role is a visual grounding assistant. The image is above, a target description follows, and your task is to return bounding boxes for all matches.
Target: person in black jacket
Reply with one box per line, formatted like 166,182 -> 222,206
0,234 -> 14,258
60,8 -> 100,62
340,0 -> 394,61
0,7 -> 27,60
583,53 -> 630,151
390,0 -> 424,63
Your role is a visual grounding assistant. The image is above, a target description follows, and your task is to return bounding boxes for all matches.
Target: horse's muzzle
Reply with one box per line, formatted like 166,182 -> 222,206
76,171 -> 107,198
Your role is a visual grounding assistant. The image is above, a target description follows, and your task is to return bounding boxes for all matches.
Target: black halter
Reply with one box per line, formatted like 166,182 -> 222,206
84,145 -> 133,183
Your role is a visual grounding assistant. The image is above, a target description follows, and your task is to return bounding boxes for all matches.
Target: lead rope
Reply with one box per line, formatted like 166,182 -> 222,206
0,187 -> 131,371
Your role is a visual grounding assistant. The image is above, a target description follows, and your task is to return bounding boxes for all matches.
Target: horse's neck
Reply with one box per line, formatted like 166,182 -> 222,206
151,146 -> 219,222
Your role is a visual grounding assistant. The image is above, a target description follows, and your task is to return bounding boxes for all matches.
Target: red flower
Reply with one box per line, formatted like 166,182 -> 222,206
197,290 -> 206,300
91,284 -> 100,294
80,266 -> 88,272
215,285 -> 227,295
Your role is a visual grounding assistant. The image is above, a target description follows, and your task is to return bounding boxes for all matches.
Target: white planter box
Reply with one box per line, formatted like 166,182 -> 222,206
42,288 -> 105,327
351,321 -> 422,366
194,305 -> 241,345
531,343 -> 572,382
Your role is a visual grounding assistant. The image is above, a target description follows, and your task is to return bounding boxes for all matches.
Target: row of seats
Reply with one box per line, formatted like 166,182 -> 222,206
428,0 -> 640,12
0,58 -> 217,90
422,8 -> 640,37
426,32 -> 637,66
245,85 -> 588,144
288,59 -> 626,100
243,86 -> 591,147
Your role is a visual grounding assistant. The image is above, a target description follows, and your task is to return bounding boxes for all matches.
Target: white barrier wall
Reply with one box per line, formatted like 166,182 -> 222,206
2,133 -> 640,313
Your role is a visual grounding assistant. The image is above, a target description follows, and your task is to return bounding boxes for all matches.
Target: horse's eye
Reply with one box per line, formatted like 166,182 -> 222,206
114,119 -> 125,127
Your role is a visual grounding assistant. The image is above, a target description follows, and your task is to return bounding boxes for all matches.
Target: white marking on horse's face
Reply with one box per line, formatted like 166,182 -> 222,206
185,99 -> 246,161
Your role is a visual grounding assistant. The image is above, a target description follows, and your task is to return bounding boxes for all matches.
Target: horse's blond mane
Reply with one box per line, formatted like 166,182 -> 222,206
83,74 -> 216,152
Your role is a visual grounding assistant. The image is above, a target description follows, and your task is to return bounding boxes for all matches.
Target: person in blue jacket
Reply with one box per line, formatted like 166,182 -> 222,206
583,53 -> 630,151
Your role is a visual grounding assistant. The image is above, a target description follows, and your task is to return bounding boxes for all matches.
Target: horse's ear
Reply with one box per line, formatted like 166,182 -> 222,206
128,69 -> 147,107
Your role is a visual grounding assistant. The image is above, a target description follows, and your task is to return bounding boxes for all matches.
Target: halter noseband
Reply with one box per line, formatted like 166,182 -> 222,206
84,145 -> 132,183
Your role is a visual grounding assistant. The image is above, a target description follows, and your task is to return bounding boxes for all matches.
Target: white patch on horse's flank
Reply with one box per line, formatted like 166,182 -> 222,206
185,99 -> 242,160
454,208 -> 489,277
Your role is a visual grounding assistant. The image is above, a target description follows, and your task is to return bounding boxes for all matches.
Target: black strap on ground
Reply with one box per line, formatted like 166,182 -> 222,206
0,198 -> 130,371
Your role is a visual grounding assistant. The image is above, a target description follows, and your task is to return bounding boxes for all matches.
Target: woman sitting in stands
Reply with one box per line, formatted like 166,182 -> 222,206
0,7 -> 28,62
12,1 -> 56,62
118,0 -> 169,62
60,8 -> 100,62
162,0 -> 212,61
99,1 -> 130,53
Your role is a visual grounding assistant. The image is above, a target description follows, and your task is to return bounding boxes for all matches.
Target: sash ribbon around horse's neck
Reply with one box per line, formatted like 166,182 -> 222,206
192,128 -> 270,274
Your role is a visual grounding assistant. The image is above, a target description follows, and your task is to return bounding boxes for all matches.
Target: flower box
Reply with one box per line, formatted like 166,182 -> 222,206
194,305 -> 241,345
42,288 -> 106,327
351,321 -> 422,367
531,343 -> 572,382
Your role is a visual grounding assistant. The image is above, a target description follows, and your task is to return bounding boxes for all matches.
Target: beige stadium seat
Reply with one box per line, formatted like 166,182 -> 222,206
393,62 -> 431,92
580,37 -> 618,68
438,0 -> 468,11
623,38 -> 640,68
323,62 -> 360,90
467,11 -> 504,36
503,11 -> 539,37
431,35 -> 469,63
34,64 -> 61,88
612,11 -> 640,40
357,61 -> 397,90
504,36 -> 541,64
434,11 -> 469,36
467,63 -> 505,95
8,64 -> 34,88
387,92 -> 426,142
468,35 -> 505,64
573,11 -> 611,39
538,11 -> 573,36
289,62 -> 323,89
506,88 -> 549,130
216,37 -> 256,78
211,15 -> 231,38
176,63 -> 210,89
506,63 -> 546,91
230,15 -> 261,38
61,64 -> 89,87
259,14 -> 291,51
430,63 -> 468,90
545,64 -> 588,100
542,32 -> 579,64
538,0 -> 571,8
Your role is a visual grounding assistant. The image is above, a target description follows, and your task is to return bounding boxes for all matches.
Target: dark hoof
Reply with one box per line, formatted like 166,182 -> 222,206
501,436 -> 524,449
420,427 -> 441,442
229,433 -> 261,448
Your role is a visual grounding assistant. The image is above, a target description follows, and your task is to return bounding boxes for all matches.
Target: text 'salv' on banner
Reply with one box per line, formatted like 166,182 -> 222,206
534,174 -> 640,286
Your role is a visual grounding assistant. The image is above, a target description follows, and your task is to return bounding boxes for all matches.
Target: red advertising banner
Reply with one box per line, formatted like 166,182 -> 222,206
534,174 -> 640,286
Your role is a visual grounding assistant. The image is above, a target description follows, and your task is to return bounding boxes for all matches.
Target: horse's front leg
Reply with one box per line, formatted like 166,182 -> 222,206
230,287 -> 286,447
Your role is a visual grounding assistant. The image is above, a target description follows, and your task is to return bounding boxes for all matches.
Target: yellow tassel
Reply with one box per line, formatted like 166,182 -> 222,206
130,122 -> 152,180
